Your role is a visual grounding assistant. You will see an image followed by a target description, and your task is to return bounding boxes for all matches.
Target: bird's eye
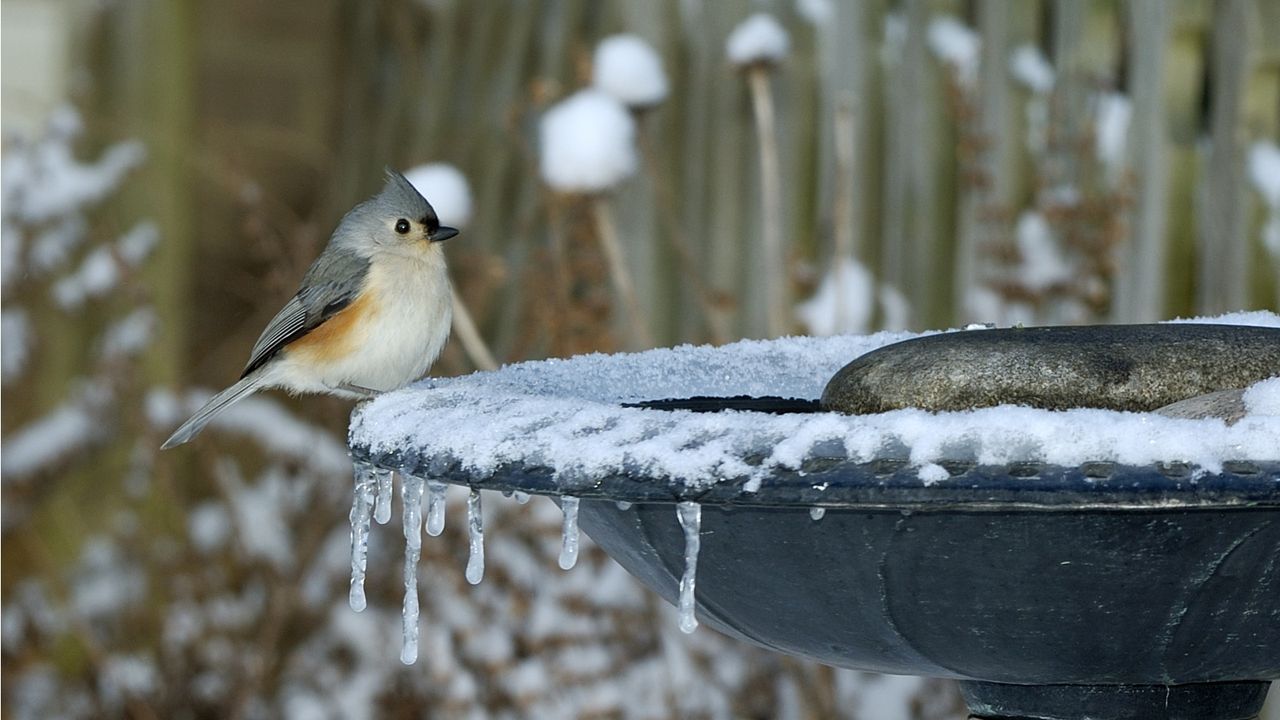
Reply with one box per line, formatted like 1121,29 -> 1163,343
395,218 -> 411,234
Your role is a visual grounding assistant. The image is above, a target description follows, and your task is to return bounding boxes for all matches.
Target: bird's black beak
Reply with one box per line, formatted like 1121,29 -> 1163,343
430,226 -> 459,243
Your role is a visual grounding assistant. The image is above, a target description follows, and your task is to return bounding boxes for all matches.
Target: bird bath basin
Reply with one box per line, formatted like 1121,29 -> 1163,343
348,316 -> 1280,720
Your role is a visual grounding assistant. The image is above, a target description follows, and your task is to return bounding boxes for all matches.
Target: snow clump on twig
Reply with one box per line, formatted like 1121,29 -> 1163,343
539,90 -> 638,193
726,13 -> 790,67
592,34 -> 669,108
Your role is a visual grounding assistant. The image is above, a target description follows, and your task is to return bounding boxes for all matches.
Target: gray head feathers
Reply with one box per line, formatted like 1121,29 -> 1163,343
378,168 -> 437,225
330,169 -> 440,250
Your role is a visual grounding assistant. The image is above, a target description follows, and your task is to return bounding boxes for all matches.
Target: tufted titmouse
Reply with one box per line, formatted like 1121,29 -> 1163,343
162,170 -> 459,449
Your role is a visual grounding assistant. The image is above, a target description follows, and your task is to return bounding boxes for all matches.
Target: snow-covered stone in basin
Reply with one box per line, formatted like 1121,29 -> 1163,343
350,313 -> 1280,488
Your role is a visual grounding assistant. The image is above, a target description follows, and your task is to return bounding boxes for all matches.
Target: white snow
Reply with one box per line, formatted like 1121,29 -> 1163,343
1247,140 -> 1280,255
1,387 -> 105,480
1009,44 -> 1055,94
795,0 -> 834,24
592,34 -> 669,108
1243,377 -> 1280,416
188,502 -> 231,553
100,307 -> 155,359
539,89 -> 638,193
927,17 -> 981,87
1015,211 -> 1073,290
2,309 -> 31,381
726,13 -> 790,67
351,313 -> 1280,487
402,163 -> 473,229
1094,92 -> 1132,173
795,258 -> 874,336
916,463 -> 949,485
1247,141 -> 1280,206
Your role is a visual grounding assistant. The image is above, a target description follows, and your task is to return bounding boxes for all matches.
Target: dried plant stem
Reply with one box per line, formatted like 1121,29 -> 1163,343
747,65 -> 788,337
592,197 -> 652,348
450,286 -> 498,371
636,123 -> 731,345
832,98 -> 857,333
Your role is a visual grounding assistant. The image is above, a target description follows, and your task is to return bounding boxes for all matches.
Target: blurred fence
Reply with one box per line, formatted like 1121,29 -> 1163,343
83,0 -> 1280,378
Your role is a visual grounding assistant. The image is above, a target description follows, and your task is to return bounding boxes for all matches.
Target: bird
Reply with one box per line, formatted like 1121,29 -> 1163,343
162,169 -> 459,449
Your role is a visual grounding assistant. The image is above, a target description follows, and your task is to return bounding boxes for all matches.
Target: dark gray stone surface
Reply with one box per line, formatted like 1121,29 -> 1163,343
820,324 -> 1280,414
1154,388 -> 1249,424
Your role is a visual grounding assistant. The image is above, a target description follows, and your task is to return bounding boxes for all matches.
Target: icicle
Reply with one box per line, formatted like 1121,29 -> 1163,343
348,462 -> 377,612
465,489 -> 485,584
513,490 -> 530,504
810,507 -> 826,521
400,474 -> 425,664
676,501 -> 701,634
558,496 -> 581,570
615,501 -> 632,511
373,469 -> 394,524
425,479 -> 448,537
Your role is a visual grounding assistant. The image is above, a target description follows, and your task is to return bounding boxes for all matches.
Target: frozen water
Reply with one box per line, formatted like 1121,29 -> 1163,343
351,313 -> 1280,491
539,90 -> 637,193
373,469 -> 393,525
1094,92 -> 1132,175
403,163 -> 473,229
615,501 -> 632,511
348,463 -> 377,611
425,479 -> 448,536
400,474 -> 425,665
593,35 -> 669,108
513,490 -> 530,505
726,13 -> 789,66
558,496 -> 581,570
465,489 -> 485,585
676,502 -> 701,634
809,507 -> 826,521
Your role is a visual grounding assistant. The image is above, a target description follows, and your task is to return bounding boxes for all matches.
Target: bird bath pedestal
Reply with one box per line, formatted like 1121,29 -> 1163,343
348,321 -> 1280,720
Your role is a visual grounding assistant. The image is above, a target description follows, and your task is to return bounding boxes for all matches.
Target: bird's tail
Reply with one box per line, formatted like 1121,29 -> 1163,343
161,371 -> 268,449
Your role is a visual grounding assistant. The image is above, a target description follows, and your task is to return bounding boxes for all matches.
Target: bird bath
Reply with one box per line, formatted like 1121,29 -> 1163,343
348,316 -> 1280,720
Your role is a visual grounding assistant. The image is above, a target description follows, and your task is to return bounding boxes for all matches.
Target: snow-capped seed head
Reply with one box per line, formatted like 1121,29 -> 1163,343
539,89 -> 638,193
1009,44 -> 1055,94
726,13 -> 790,67
1247,141 -> 1280,208
593,34 -> 669,108
927,16 -> 981,87
403,163 -> 474,229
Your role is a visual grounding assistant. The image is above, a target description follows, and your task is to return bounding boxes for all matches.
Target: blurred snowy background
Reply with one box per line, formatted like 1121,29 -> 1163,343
3,0 -> 1278,718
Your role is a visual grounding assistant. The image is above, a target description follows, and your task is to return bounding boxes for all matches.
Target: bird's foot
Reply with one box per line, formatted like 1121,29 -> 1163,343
336,383 -> 380,400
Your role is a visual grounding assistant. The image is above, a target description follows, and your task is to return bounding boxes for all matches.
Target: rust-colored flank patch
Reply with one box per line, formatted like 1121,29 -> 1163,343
285,292 -> 378,363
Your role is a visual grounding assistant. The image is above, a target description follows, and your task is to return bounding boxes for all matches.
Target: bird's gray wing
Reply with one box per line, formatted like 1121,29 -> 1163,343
240,249 -> 371,378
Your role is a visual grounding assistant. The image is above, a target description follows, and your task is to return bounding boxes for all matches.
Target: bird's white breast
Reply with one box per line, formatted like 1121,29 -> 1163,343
277,248 -> 452,395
